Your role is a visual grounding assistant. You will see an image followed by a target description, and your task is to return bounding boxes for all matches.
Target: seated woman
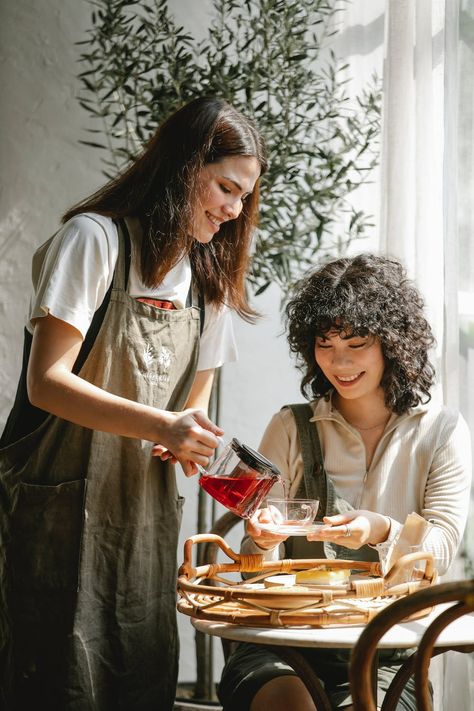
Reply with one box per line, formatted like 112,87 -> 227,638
218,253 -> 472,711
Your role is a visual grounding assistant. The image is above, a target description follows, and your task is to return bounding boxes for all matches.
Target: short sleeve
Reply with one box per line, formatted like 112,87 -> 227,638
28,214 -> 118,338
197,303 -> 238,371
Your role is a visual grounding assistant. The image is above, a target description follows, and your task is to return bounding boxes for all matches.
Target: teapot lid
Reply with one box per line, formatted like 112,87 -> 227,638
231,438 -> 281,477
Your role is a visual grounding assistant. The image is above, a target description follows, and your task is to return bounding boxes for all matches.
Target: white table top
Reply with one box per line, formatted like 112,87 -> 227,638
191,604 -> 474,650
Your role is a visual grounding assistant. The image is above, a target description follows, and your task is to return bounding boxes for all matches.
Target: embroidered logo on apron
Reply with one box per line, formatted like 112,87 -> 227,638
142,343 -> 173,383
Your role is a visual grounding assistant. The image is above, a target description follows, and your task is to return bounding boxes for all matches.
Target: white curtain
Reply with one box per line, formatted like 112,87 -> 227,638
380,0 -> 447,403
381,1 -> 473,708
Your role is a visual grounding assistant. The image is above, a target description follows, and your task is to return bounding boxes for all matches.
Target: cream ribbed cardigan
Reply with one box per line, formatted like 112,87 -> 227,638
242,397 -> 472,574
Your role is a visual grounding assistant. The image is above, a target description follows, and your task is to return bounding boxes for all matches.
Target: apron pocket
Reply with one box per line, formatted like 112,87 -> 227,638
9,479 -> 85,591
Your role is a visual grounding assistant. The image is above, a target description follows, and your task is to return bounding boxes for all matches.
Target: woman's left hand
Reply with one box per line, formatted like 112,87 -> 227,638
151,444 -> 178,463
306,510 -> 391,549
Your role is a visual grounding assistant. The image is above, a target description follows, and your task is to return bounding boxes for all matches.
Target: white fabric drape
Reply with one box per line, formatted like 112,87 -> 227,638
381,2 -> 473,708
380,0 -> 448,405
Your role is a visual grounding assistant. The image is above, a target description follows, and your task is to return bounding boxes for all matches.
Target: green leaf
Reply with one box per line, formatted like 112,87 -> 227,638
254,281 -> 271,296
79,139 -> 108,149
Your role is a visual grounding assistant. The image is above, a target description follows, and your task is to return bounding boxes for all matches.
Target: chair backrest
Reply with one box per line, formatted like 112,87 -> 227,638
349,579 -> 474,711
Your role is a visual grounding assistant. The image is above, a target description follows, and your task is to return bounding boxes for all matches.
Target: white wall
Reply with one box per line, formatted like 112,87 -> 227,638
0,1 -> 104,415
0,0 -> 384,689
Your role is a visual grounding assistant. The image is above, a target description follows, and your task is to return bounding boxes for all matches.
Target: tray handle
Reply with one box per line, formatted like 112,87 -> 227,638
384,550 -> 435,588
179,533 -> 241,578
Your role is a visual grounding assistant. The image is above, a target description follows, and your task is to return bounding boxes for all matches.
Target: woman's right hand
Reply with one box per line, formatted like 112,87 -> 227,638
246,507 -> 288,551
153,408 -> 224,477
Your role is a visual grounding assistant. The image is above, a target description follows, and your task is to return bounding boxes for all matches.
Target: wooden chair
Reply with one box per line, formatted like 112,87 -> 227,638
349,579 -> 474,711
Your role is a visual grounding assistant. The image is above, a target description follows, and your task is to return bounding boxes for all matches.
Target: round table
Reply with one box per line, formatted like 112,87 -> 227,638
192,605 -> 474,709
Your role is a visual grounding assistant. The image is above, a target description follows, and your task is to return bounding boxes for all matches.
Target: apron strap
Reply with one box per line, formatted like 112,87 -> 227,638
186,277 -> 205,336
0,329 -> 44,446
283,403 -> 328,521
198,290 -> 205,336
284,402 -> 377,563
73,218 -> 130,375
116,218 -> 132,291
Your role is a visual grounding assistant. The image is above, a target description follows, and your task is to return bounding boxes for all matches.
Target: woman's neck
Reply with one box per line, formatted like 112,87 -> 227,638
333,389 -> 392,431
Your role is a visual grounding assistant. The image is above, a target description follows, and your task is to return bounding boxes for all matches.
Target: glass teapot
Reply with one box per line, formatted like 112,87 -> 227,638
198,438 -> 282,519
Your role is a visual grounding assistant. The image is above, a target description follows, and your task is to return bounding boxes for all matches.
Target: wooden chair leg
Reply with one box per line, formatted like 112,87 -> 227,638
414,601 -> 474,711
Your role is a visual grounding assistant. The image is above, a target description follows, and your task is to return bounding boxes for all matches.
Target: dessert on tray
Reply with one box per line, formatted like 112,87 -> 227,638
295,566 -> 351,586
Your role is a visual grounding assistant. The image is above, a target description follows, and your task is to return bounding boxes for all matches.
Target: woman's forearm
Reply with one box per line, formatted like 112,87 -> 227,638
27,315 -> 222,467
29,365 -> 170,442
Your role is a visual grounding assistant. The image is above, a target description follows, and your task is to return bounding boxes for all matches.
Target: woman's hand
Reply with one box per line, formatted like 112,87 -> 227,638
151,444 -> 177,463
246,507 -> 288,551
307,510 -> 391,549
152,408 -> 224,477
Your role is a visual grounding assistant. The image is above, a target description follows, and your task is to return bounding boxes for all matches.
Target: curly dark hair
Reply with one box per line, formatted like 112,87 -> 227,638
286,253 -> 436,414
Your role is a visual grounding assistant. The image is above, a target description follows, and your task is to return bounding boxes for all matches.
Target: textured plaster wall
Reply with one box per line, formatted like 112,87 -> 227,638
0,0 -> 383,687
0,0 -> 102,418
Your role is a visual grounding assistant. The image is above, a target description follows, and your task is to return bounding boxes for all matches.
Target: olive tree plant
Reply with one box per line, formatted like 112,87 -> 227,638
77,0 -> 381,296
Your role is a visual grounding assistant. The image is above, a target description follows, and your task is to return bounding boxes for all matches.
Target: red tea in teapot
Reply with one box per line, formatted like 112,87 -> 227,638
199,439 -> 282,519
200,472 -> 276,519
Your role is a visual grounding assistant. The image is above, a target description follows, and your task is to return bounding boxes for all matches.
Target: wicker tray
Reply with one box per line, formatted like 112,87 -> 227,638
177,534 -> 438,628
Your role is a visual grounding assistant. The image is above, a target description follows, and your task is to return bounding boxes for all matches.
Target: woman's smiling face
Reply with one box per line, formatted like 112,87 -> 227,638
314,331 -> 385,402
192,155 -> 261,244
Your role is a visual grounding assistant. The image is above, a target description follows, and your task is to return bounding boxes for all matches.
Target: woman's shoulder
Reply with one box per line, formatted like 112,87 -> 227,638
405,400 -> 470,446
47,212 -> 119,268
264,401 -> 318,435
413,399 -> 463,424
31,213 -> 119,297
62,212 -> 117,243
259,405 -> 305,465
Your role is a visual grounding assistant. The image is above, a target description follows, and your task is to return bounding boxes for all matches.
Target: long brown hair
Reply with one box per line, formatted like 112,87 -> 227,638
63,97 -> 267,319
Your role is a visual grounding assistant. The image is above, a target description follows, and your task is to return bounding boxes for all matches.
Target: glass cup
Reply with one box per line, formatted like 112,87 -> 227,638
264,498 -> 320,533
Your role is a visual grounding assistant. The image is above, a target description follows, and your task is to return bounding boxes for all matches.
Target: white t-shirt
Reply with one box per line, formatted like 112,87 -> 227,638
27,213 -> 238,371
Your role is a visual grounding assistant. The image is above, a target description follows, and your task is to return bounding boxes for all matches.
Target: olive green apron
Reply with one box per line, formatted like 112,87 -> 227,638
0,218 -> 200,710
282,403 -> 377,564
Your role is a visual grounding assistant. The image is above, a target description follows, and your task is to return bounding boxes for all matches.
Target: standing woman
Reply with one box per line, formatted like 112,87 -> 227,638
0,97 -> 266,710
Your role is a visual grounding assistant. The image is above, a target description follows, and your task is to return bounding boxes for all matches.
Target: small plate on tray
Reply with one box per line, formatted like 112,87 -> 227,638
258,522 -> 325,536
